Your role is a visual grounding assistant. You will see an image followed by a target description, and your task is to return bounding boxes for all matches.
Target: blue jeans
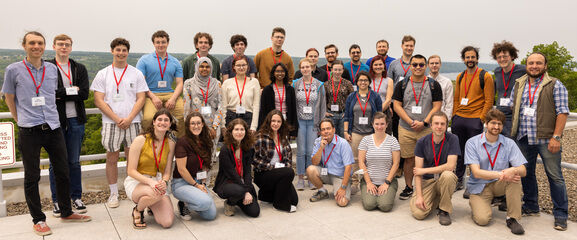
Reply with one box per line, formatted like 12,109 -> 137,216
171,178 -> 217,220
49,117 -> 84,201
328,112 -> 345,138
517,136 -> 568,219
297,119 -> 317,175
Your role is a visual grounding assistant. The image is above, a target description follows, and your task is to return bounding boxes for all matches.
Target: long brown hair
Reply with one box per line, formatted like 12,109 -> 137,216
184,112 -> 213,169
143,108 -> 177,141
224,118 -> 254,151
258,110 -> 289,142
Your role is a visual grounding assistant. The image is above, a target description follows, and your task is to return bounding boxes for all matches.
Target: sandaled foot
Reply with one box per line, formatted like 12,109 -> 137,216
132,206 -> 146,229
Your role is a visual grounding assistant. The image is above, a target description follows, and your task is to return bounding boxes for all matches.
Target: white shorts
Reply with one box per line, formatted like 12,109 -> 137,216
101,123 -> 141,152
124,174 -> 166,202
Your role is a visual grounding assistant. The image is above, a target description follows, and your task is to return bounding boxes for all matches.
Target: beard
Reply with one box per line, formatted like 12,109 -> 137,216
466,61 -> 477,68
527,69 -> 546,78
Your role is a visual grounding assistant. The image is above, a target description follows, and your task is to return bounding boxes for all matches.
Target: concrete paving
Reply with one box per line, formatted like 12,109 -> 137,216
0,177 -> 575,240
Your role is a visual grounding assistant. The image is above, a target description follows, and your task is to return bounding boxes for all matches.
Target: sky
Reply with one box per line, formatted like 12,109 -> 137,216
1,0 -> 577,63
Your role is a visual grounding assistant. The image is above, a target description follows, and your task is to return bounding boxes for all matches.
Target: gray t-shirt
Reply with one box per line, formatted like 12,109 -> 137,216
392,77 -> 443,130
57,63 -> 77,118
359,134 -> 400,185
371,77 -> 391,104
221,55 -> 257,78
352,94 -> 374,134
387,58 -> 412,85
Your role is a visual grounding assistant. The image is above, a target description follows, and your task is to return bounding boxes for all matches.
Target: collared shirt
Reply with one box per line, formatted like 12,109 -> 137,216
136,52 -> 183,93
387,58 -> 412,85
2,59 -> 60,129
343,61 -> 370,84
428,73 -> 453,119
311,135 -> 354,177
508,77 -> 569,145
464,133 -> 527,194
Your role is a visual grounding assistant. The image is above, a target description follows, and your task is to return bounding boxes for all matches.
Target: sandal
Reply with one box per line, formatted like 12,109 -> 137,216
132,206 -> 146,229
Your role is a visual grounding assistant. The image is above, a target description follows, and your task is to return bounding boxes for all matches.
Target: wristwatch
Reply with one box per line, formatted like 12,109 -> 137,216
340,184 -> 347,190
553,135 -> 562,141
384,179 -> 391,185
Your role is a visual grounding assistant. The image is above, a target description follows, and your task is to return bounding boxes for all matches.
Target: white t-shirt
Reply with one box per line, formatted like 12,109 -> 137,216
90,65 -> 149,123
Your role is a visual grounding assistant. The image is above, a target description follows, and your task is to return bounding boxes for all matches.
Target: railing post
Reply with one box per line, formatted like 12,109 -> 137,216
0,171 -> 6,217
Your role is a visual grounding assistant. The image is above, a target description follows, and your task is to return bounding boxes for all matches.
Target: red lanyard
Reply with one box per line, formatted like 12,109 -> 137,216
274,83 -> 285,112
112,65 -> 128,93
270,48 -> 283,64
156,52 -> 168,80
400,59 -> 410,77
152,137 -> 167,171
373,77 -> 384,93
56,61 -> 72,85
235,76 -> 247,105
274,134 -> 283,162
528,75 -> 543,106
22,60 -> 46,96
322,137 -> 338,166
431,134 -> 446,166
350,62 -> 360,84
463,67 -> 479,97
331,78 -> 342,104
199,77 -> 211,105
501,64 -> 514,97
410,76 -> 426,105
355,91 -> 371,117
197,155 -> 204,170
303,80 -> 313,105
483,142 -> 501,170
231,144 -> 243,177
326,65 -> 331,79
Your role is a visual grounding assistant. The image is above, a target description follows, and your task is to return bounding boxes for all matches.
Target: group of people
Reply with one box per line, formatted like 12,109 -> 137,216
1,27 -> 570,236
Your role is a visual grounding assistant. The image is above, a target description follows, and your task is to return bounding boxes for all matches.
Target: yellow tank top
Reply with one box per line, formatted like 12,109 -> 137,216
137,134 -> 170,176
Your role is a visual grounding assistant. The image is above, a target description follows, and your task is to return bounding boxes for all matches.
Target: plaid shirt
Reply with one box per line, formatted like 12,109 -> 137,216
253,133 -> 293,172
510,77 -> 569,145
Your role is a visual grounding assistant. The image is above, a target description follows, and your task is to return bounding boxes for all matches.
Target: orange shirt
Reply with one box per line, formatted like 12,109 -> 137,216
452,68 -> 494,121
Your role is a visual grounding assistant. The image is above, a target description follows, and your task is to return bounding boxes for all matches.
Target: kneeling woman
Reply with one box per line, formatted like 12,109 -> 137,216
126,109 -> 176,229
254,110 -> 298,212
171,112 -> 217,221
213,119 -> 260,217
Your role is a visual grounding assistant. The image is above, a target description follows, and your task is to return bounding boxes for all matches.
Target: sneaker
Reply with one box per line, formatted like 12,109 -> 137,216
554,218 -> 567,231
72,199 -> 87,214
178,201 -> 192,220
296,179 -> 305,191
455,180 -> 464,191
462,190 -> 470,199
224,202 -> 235,216
52,202 -> 61,217
522,208 -> 540,217
308,181 -> 316,190
506,218 -> 525,235
491,196 -> 505,206
33,221 -> 52,236
438,209 -> 452,226
498,201 -> 507,212
309,190 -> 329,202
107,193 -> 119,208
399,186 -> 413,200
61,213 -> 92,222
289,205 -> 297,213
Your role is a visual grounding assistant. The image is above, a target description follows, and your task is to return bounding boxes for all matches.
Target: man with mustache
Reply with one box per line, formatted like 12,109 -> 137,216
366,39 -> 395,69
320,44 -> 351,81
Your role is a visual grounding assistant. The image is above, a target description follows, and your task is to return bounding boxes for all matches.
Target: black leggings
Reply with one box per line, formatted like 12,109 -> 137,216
254,168 -> 298,212
221,183 -> 260,217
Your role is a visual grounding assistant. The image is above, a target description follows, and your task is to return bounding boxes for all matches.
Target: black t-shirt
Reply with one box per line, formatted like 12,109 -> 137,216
414,132 -> 461,180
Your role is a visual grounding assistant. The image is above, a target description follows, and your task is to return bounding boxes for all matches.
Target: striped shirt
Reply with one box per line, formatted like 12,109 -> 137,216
359,134 -> 400,185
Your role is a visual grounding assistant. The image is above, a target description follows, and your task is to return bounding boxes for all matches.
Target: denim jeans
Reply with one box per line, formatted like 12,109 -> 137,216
517,136 -> 568,219
49,117 -> 84,201
328,112 -> 345,138
171,178 -> 217,220
297,119 -> 317,175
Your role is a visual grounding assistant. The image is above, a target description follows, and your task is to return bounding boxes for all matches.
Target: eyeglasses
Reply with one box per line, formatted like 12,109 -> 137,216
351,51 -> 361,55
411,63 -> 426,68
357,79 -> 369,82
56,42 -> 71,48
234,64 -> 247,68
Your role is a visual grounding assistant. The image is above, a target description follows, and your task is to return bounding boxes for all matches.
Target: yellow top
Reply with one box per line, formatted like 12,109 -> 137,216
137,134 -> 170,176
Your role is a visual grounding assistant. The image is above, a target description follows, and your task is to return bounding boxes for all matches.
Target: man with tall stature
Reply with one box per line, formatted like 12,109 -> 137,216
255,27 -> 295,88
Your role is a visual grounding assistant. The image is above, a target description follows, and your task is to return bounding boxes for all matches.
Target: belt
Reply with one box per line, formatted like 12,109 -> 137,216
20,123 -> 52,131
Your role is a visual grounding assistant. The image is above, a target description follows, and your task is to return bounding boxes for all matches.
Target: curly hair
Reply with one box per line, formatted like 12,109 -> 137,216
461,46 -> 479,60
491,40 -> 519,61
258,110 -> 289,141
184,112 -> 213,169
142,108 -> 177,141
224,118 -> 254,151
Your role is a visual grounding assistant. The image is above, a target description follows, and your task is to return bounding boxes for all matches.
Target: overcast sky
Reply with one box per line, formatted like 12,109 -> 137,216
1,0 -> 576,63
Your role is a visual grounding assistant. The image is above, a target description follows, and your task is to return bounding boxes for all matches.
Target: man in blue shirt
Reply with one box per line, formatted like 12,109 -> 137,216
465,109 -> 526,235
344,44 -> 370,88
2,31 -> 91,236
365,40 -> 395,69
307,119 -> 354,207
136,30 -> 184,136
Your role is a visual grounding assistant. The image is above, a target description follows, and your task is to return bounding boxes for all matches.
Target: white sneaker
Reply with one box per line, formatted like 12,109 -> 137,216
290,205 -> 297,213
107,193 -> 119,208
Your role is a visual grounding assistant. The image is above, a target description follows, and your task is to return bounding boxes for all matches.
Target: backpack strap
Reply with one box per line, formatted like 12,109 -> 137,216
478,69 -> 486,90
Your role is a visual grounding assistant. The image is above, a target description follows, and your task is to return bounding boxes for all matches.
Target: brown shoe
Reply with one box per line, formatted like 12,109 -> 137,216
33,221 -> 52,236
61,213 -> 92,222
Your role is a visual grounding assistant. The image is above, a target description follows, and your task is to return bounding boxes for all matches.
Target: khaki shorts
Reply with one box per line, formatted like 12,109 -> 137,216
313,166 -> 351,200
101,122 -> 140,152
398,126 -> 432,158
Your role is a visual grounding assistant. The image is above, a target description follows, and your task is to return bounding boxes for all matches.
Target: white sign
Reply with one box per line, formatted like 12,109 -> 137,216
0,122 -> 15,166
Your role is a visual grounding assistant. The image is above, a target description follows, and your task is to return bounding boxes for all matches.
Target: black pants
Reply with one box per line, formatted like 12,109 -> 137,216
451,115 -> 484,181
221,183 -> 260,217
19,125 -> 72,223
254,168 -> 298,212
225,111 -> 253,129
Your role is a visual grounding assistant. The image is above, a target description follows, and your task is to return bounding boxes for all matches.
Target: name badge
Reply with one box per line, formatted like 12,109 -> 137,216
434,173 -> 440,180
460,98 -> 469,106
499,98 -> 511,106
31,96 -> 46,106
523,107 -> 536,117
303,106 -> 313,114
236,105 -> 246,114
330,104 -> 339,112
275,162 -> 286,168
359,117 -> 369,125
157,81 -> 167,88
282,113 -> 287,119
321,167 -> 328,176
196,171 -> 207,180
201,106 -> 212,115
65,87 -> 78,95
112,93 -> 124,102
353,85 -> 358,91
399,77 -> 405,82
411,106 -> 422,114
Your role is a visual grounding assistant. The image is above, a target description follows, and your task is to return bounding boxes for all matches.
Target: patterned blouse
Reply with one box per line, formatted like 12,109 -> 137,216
253,133 -> 293,172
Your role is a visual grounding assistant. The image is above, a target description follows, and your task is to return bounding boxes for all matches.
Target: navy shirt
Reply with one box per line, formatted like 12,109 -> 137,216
415,132 -> 461,180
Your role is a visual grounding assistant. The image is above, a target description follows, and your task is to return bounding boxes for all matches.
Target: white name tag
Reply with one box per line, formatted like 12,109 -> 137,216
196,171 -> 207,180
460,98 -> 469,106
201,106 -> 212,115
411,106 -> 422,114
330,104 -> 339,112
236,105 -> 246,114
523,107 -> 536,117
31,96 -> 46,106
275,162 -> 285,168
499,98 -> 511,106
399,77 -> 405,82
359,117 -> 369,125
303,106 -> 313,114
353,85 -> 358,91
157,81 -> 167,88
321,167 -> 328,176
282,113 -> 287,119
112,93 -> 124,102
65,87 -> 78,95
